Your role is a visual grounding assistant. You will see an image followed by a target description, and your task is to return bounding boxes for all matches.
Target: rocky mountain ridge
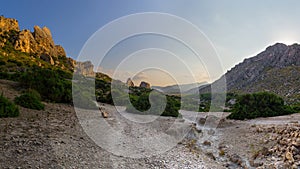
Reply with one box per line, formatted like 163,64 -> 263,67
200,43 -> 300,103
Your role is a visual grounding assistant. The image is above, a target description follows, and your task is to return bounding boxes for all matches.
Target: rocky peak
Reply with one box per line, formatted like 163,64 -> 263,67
201,43 -> 300,103
0,16 -> 19,34
31,25 -> 65,58
265,43 -> 288,52
74,61 -> 95,76
0,16 -> 68,67
126,78 -> 134,87
140,81 -> 150,89
33,26 -> 54,46
14,29 -> 36,53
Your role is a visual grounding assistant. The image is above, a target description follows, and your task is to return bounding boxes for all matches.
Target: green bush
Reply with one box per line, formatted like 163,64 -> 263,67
14,90 -> 44,110
291,103 -> 300,112
72,82 -> 98,110
0,93 -> 19,118
20,68 -> 72,103
228,92 -> 296,120
126,89 -> 180,117
95,79 -> 113,104
0,72 -> 25,81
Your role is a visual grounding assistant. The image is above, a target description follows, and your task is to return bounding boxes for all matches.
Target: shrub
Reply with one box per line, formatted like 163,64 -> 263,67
126,89 -> 180,117
228,92 -> 296,120
291,103 -> 300,112
95,79 -> 113,104
0,72 -> 25,81
15,90 -> 44,110
72,83 -> 98,110
0,93 -> 19,117
20,68 -> 72,103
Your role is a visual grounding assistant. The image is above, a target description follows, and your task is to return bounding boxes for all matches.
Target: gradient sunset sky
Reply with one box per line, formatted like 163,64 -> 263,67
1,0 -> 300,86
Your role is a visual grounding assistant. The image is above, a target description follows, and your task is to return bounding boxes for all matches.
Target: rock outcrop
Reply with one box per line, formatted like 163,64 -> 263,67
74,61 -> 95,76
0,16 -> 19,34
126,78 -> 134,87
139,81 -> 150,89
31,25 -> 66,58
0,16 -> 67,66
14,29 -> 36,53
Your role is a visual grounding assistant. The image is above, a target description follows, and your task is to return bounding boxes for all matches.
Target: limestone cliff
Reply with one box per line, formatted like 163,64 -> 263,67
0,16 -> 66,66
0,16 -> 97,76
75,61 -> 95,76
0,16 -> 19,34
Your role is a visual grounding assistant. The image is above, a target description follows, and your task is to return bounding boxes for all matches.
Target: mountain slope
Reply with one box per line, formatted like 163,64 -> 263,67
200,43 -> 300,103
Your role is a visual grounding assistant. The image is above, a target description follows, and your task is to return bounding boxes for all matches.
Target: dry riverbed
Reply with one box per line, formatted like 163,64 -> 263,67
0,79 -> 300,168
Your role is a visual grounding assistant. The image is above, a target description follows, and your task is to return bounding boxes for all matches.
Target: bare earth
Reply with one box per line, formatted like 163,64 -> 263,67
0,79 -> 299,169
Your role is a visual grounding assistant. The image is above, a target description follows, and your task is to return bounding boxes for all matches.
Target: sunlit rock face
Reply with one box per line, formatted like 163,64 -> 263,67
0,16 -> 73,69
0,16 -> 19,34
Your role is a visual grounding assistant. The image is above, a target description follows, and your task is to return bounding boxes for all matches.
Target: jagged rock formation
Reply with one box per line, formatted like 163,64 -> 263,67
139,81 -> 150,89
0,16 -> 67,66
126,78 -> 134,87
200,43 -> 300,103
0,16 -> 102,75
0,16 -> 19,34
74,61 -> 95,76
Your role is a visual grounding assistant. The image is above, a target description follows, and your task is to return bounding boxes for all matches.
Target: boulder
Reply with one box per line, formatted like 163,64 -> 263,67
99,107 -> 108,118
285,151 -> 294,163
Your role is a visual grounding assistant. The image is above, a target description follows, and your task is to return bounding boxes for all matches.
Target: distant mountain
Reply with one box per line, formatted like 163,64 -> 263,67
200,43 -> 300,103
152,82 -> 208,95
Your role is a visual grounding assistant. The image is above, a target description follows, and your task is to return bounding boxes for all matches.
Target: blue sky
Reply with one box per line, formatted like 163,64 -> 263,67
2,0 -> 300,86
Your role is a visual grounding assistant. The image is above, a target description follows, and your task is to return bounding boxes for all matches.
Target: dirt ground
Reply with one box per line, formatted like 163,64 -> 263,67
0,79 -> 299,169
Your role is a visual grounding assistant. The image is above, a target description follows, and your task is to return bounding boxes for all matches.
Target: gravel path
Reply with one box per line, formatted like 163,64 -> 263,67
0,80 -> 222,169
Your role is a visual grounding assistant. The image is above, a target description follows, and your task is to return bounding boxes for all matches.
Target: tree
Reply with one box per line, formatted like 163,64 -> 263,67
228,92 -> 296,120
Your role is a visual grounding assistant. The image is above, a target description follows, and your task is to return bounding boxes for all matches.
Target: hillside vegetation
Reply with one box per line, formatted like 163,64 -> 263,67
228,92 -> 296,120
1,16 -> 299,119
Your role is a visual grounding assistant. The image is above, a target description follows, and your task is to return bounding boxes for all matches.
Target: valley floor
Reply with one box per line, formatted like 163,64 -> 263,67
0,79 -> 300,169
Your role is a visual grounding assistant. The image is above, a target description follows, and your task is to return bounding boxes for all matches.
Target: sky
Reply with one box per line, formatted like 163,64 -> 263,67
1,0 -> 300,86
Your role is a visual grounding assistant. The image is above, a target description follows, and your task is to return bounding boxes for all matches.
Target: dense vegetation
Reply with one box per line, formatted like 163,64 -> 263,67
14,90 -> 45,110
228,92 -> 296,120
181,93 -> 237,112
125,87 -> 180,117
0,30 -> 74,73
72,74 -> 98,110
20,67 -> 72,103
95,78 -> 113,104
0,93 -> 19,117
